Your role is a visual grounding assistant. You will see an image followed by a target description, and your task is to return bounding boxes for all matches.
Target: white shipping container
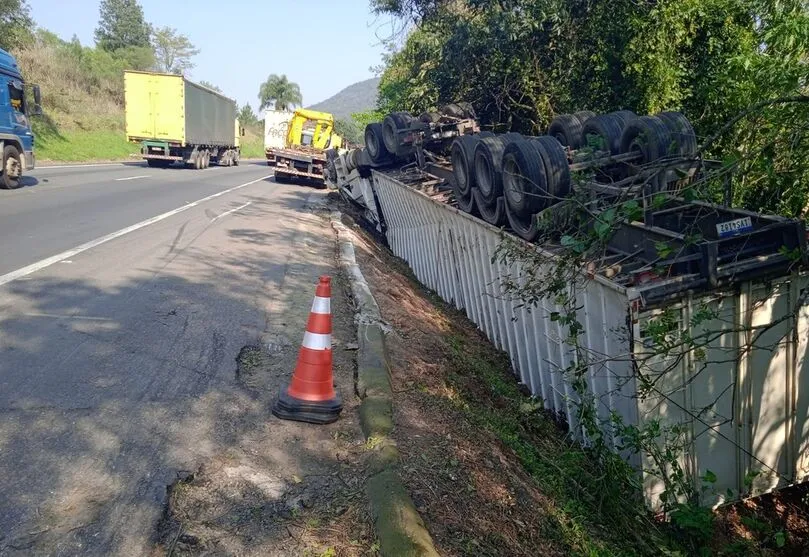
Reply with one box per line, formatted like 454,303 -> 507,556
263,109 -> 294,151
370,169 -> 809,511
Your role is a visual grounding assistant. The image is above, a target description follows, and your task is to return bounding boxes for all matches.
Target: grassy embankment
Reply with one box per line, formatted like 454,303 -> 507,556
15,37 -> 263,163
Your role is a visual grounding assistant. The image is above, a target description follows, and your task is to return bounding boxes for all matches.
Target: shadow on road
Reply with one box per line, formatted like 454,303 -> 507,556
0,186 -> 364,555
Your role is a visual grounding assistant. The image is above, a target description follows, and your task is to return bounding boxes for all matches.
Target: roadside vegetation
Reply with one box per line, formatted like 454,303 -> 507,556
3,0 -> 263,162
372,0 -> 809,218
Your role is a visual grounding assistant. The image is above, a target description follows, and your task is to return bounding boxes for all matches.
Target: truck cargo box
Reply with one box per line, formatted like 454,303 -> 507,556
264,109 -> 294,151
124,70 -> 237,147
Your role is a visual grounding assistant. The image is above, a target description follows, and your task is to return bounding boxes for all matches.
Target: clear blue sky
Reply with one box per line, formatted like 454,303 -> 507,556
30,0 -> 393,112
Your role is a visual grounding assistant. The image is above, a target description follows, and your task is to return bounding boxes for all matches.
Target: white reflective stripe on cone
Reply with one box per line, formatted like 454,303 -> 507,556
311,296 -> 331,315
302,331 -> 331,350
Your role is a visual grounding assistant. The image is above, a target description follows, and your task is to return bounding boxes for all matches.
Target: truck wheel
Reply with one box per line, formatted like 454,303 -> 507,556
233,152 -> 239,166
473,135 -> 510,206
502,138 -> 547,216
548,114 -> 584,149
364,123 -> 389,163
656,111 -> 697,156
1,145 -> 22,189
582,114 -> 624,155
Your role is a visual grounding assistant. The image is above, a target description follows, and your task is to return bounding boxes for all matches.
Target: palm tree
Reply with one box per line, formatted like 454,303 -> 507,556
258,74 -> 302,111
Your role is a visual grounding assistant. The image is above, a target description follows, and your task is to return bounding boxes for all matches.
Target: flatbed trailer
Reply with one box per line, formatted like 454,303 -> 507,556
270,147 -> 328,187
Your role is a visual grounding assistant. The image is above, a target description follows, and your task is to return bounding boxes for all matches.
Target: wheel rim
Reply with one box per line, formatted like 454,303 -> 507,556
503,156 -> 524,207
366,132 -> 379,158
6,155 -> 20,179
382,122 -> 397,152
475,154 -> 492,197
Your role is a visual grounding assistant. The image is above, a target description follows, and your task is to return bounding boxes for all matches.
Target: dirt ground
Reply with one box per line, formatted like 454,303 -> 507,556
152,205 -> 377,557
337,201 -> 651,557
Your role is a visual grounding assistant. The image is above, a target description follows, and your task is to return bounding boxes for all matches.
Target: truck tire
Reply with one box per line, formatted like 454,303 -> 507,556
419,111 -> 441,124
1,145 -> 22,189
502,138 -> 547,216
620,115 -> 673,191
450,135 -> 480,197
233,152 -> 240,166
505,197 -> 540,242
456,102 -> 476,119
548,114 -> 584,149
472,188 -> 506,226
574,111 -> 597,125
610,110 -> 638,130
365,123 -> 389,163
382,112 -> 413,154
581,114 -> 624,155
656,111 -> 697,156
531,136 -> 571,201
620,115 -> 673,163
473,135 -> 510,206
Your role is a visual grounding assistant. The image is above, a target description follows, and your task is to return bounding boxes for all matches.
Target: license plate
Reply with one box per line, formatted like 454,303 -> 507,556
716,216 -> 753,238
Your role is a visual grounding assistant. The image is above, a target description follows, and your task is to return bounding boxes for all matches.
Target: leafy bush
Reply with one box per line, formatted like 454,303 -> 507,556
374,0 -> 809,217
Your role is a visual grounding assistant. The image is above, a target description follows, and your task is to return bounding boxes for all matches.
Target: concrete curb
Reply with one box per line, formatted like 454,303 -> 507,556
330,211 -> 440,557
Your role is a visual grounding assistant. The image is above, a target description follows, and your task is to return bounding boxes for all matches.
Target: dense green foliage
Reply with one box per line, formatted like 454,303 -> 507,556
0,0 -> 33,51
152,26 -> 199,75
258,74 -> 302,111
94,0 -> 151,52
237,103 -> 259,126
374,0 -> 809,217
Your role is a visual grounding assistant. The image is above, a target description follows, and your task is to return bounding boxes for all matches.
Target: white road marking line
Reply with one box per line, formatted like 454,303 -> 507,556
115,175 -> 150,181
18,312 -> 113,321
0,174 -> 272,287
36,163 -> 129,170
211,201 -> 252,223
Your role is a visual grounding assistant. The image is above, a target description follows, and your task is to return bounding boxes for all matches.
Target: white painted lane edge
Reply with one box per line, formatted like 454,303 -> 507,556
210,201 -> 252,223
35,163 -> 130,170
0,174 -> 272,287
114,175 -> 150,181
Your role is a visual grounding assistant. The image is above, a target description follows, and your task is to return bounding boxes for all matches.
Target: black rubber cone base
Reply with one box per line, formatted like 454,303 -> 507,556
272,389 -> 343,425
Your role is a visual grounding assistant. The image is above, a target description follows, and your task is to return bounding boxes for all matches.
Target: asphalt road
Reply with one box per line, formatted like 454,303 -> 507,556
0,161 -> 268,275
0,161 -> 339,555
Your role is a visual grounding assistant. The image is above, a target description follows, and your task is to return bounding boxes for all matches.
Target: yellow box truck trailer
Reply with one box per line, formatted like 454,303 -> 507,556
124,70 -> 244,169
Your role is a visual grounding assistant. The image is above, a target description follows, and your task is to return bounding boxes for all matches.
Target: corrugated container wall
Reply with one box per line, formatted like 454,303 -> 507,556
184,80 -> 236,146
370,170 -> 809,511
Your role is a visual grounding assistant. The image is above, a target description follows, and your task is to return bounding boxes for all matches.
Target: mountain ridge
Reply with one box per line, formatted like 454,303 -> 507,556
307,77 -> 380,119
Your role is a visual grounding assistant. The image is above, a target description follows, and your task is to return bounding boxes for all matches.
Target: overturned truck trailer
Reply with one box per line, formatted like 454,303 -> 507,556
334,105 -> 809,511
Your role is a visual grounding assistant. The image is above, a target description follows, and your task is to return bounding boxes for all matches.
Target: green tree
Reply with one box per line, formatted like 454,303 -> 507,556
0,0 -> 33,51
152,26 -> 199,75
334,118 -> 363,145
238,103 -> 258,126
258,74 -> 302,111
198,80 -> 221,92
94,0 -> 151,52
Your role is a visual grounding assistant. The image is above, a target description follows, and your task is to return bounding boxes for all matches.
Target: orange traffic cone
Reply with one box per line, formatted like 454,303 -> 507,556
272,276 -> 343,424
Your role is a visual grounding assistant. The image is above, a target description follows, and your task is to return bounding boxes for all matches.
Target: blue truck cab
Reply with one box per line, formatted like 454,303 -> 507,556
0,47 -> 40,189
